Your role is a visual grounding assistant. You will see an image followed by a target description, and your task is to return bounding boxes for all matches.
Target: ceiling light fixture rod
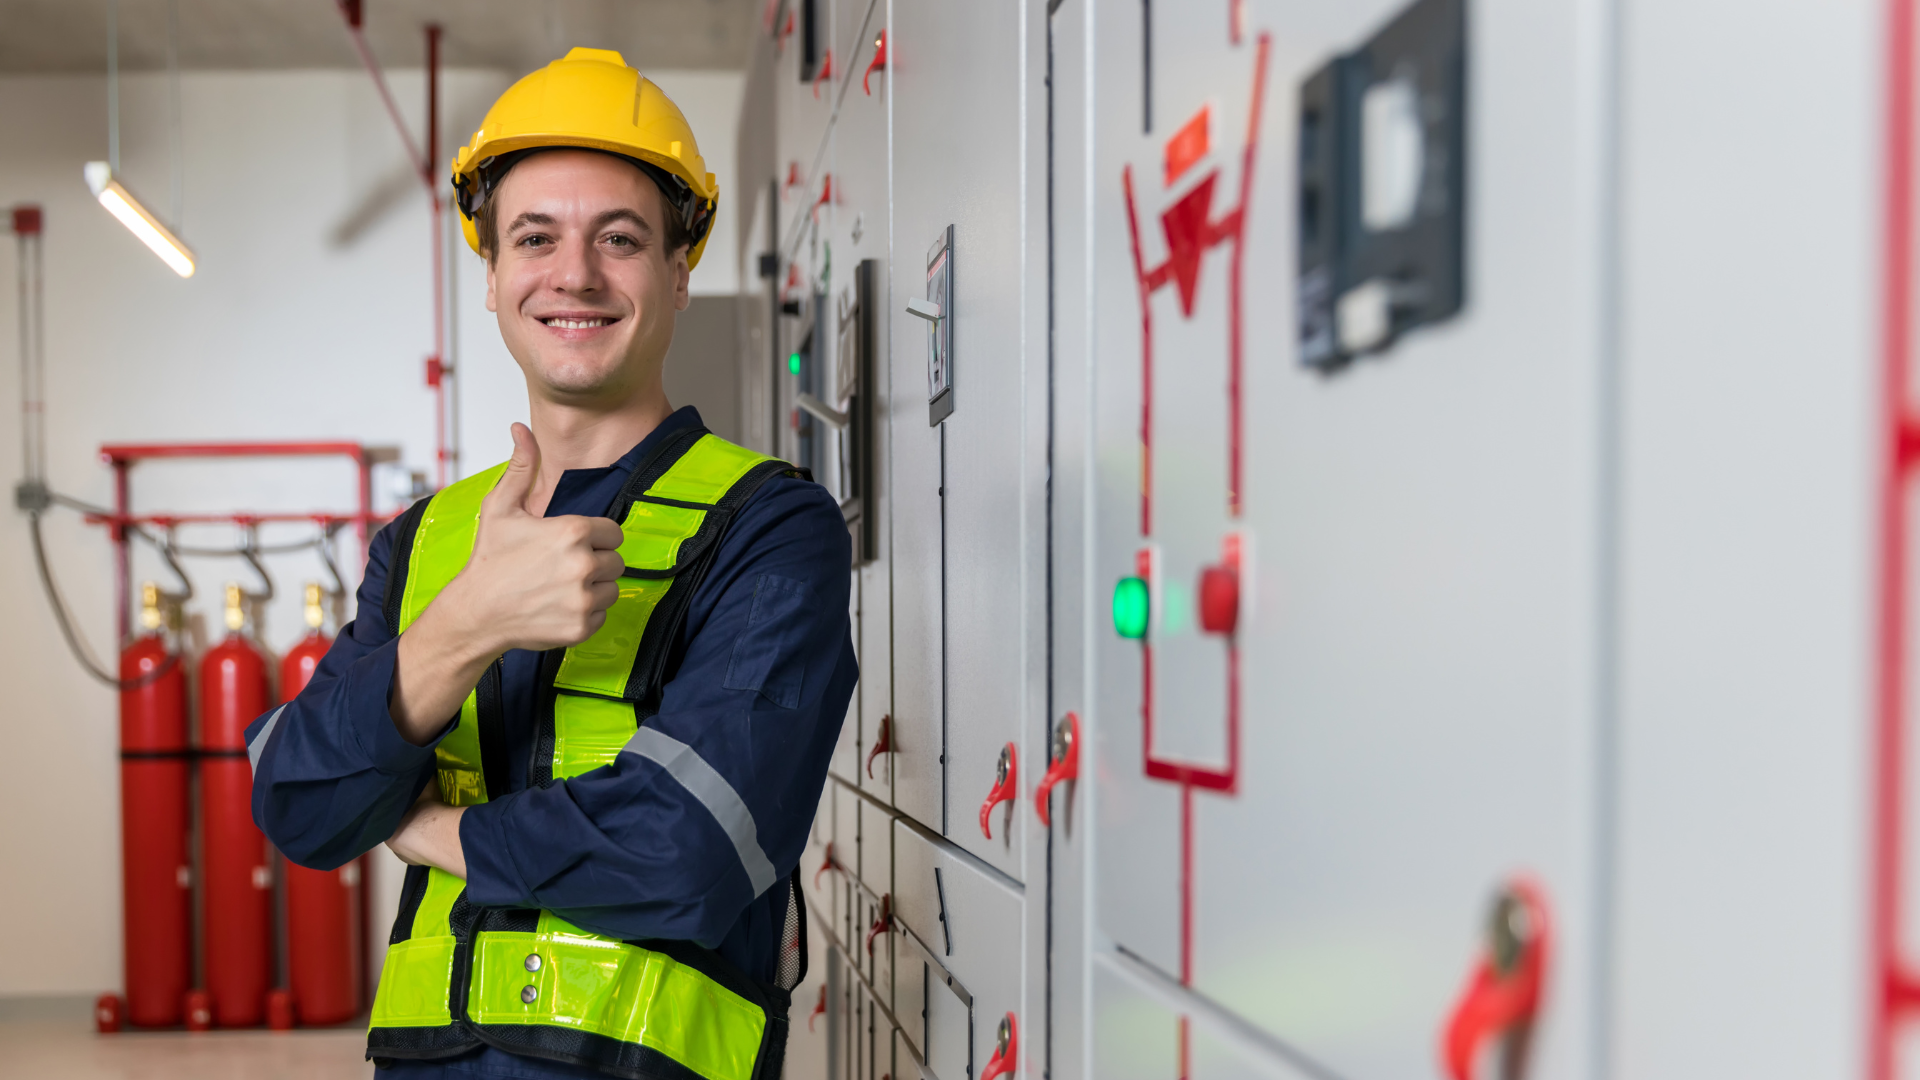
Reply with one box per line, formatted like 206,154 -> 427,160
105,0 -> 119,174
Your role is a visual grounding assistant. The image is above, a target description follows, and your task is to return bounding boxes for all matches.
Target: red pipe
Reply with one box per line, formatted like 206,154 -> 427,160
331,2 -> 451,486
427,23 -> 448,487
1873,0 -> 1915,1075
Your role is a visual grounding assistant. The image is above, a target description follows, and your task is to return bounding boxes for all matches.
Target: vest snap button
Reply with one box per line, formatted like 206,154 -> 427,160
521,985 -> 538,1004
525,953 -> 542,972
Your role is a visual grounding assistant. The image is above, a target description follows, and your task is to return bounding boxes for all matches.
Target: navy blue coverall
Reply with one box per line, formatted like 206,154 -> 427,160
247,407 -> 857,1078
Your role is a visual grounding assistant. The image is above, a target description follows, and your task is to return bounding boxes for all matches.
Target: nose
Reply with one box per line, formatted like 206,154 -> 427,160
550,231 -> 603,296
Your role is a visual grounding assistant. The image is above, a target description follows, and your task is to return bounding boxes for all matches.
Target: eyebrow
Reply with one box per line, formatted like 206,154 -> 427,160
504,208 -> 654,237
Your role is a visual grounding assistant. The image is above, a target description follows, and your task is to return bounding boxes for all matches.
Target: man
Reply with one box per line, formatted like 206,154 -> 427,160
248,48 -> 855,1080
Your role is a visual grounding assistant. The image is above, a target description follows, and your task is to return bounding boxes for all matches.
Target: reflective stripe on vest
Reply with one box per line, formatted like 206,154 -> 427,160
367,430 -> 796,1080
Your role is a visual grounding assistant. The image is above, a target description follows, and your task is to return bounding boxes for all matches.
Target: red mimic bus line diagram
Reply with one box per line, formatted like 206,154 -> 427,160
1120,31 -> 1272,1080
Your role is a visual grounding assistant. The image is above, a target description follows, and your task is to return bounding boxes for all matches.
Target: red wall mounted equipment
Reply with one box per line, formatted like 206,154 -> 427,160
199,582 -> 274,1027
112,583 -> 192,1029
278,582 -> 363,1026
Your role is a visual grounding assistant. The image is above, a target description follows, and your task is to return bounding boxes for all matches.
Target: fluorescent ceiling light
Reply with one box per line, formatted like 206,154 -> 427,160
84,162 -> 195,278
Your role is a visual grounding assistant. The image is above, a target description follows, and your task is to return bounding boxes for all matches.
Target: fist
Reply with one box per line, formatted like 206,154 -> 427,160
444,423 -> 626,654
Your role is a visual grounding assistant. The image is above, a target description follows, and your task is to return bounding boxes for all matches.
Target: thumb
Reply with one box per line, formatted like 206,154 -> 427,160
484,422 -> 540,517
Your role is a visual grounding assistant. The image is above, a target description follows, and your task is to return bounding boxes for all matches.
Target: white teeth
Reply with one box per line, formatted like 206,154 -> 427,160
546,317 -> 609,329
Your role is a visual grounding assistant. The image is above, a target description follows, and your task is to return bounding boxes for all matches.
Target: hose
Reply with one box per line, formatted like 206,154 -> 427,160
28,502 -> 340,691
27,510 -> 176,691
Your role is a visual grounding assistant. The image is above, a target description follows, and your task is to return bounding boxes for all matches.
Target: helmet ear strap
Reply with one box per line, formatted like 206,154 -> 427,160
456,148 -> 712,248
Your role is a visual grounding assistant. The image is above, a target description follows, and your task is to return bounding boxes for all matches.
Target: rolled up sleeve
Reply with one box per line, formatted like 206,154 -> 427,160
248,516 -> 445,870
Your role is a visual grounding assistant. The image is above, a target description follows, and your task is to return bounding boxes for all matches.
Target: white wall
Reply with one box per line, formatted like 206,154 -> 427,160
0,63 -> 742,998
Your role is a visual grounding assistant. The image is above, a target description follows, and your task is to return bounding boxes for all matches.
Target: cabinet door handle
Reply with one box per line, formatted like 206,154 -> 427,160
807,984 -> 826,1032
812,49 -> 834,99
906,297 -> 944,323
863,30 -> 889,96
864,893 -> 893,957
1035,712 -> 1080,826
866,714 -> 894,779
981,1013 -> 1018,1080
1441,879 -> 1552,1080
979,742 -> 1018,839
814,841 -> 835,890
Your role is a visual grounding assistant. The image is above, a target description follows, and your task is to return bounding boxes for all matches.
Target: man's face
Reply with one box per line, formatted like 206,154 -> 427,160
484,149 -> 690,403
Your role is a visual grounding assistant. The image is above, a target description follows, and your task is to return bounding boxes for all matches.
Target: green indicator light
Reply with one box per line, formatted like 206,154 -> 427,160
789,353 -> 803,375
1112,576 -> 1149,640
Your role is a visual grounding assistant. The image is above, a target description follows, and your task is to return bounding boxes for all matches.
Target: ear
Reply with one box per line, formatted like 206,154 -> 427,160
485,256 -> 498,313
672,248 -> 692,312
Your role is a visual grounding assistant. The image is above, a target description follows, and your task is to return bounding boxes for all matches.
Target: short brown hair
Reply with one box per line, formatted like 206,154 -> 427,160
473,154 -> 693,264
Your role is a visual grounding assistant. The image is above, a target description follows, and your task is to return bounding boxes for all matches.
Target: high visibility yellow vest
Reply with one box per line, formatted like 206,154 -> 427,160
366,427 -> 805,1080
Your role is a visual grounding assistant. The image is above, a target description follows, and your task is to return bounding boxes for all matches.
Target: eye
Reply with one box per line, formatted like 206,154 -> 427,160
603,232 -> 638,250
516,233 -> 551,250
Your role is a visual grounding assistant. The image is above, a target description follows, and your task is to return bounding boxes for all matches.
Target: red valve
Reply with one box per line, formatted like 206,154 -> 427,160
865,893 -> 892,957
979,743 -> 1018,840
808,984 -> 826,1032
981,1013 -> 1018,1080
866,714 -> 894,779
1198,564 -> 1238,634
812,50 -> 834,99
1035,712 -> 1080,827
1441,878 -> 1551,1080
814,841 -> 835,890
863,31 -> 889,96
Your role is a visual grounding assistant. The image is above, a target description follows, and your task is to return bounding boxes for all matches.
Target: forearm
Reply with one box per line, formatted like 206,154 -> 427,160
387,784 -> 469,878
391,583 -> 501,746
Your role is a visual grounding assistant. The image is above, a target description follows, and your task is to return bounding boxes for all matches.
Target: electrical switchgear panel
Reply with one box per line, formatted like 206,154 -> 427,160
1297,0 -> 1466,370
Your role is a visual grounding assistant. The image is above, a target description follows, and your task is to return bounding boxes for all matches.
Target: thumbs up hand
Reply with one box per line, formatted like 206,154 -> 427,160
389,423 -> 626,745
455,423 -> 628,653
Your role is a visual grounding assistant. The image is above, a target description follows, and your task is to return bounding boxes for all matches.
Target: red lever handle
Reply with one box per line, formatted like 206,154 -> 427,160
782,161 -> 803,198
866,714 -> 894,779
812,49 -> 834,99
863,30 -> 888,96
1035,713 -> 1080,827
811,174 -> 834,219
979,743 -> 1018,839
981,1013 -> 1018,1080
808,984 -> 826,1032
814,841 -> 835,890
864,894 -> 892,957
1441,879 -> 1551,1080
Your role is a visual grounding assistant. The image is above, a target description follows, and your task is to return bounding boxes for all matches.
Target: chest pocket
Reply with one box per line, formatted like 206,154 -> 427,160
723,574 -> 815,709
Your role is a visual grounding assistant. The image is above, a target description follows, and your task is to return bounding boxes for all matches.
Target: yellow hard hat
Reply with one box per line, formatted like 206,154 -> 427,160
451,47 -> 719,269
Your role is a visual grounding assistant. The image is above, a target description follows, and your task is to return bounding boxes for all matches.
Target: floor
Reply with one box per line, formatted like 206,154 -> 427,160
0,998 -> 371,1079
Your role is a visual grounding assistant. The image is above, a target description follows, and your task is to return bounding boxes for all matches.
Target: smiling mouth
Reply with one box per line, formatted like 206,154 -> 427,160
540,316 -> 618,329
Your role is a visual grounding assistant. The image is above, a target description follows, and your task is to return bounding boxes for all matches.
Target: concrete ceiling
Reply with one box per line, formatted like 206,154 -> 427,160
0,0 -> 757,74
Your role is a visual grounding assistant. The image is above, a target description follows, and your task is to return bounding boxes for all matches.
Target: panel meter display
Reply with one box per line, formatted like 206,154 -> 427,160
923,225 -> 955,425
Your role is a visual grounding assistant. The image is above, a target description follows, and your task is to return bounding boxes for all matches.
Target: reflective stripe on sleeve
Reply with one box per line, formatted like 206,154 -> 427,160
247,705 -> 286,776
620,726 -> 779,897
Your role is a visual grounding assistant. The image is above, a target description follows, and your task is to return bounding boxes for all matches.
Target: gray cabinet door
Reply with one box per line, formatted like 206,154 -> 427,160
1072,1 -> 1599,1077
886,0 -> 1046,883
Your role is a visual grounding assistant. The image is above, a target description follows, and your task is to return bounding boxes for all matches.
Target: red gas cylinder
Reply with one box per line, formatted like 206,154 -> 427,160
116,582 -> 192,1028
278,583 -> 363,1026
199,583 -> 275,1028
